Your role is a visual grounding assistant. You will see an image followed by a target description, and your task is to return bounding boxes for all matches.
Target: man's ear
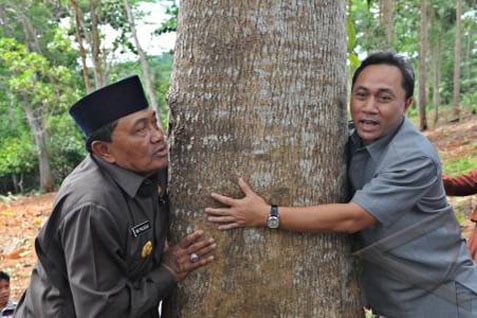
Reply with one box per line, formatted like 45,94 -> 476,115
91,140 -> 116,163
404,97 -> 413,113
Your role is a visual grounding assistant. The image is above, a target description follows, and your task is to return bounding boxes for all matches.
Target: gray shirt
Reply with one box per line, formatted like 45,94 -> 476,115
15,155 -> 175,318
349,118 -> 477,317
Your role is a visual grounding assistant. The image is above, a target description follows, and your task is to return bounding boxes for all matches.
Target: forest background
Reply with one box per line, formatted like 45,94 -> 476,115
0,0 -> 476,194
0,0 -> 476,302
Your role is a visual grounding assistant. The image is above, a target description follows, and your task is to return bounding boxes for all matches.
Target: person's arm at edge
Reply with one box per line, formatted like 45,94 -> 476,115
206,177 -> 376,234
443,168 -> 477,196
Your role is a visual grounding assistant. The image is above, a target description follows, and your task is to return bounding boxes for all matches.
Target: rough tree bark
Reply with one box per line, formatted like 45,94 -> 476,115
165,1 -> 359,317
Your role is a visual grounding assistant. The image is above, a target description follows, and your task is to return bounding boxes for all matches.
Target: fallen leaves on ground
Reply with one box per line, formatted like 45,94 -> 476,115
0,192 -> 56,300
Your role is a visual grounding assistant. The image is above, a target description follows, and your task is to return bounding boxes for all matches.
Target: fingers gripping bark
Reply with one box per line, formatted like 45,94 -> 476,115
205,177 -> 270,230
160,230 -> 216,282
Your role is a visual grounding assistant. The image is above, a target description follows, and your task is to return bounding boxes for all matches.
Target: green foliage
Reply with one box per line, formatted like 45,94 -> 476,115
349,0 -> 389,53
0,36 -> 80,114
154,1 -> 178,35
346,16 -> 361,71
0,0 -> 474,194
46,28 -> 79,68
441,154 -> 477,176
452,201 -> 467,224
47,113 -> 86,183
100,0 -> 137,54
0,133 -> 36,177
0,35 -> 82,192
364,307 -> 374,318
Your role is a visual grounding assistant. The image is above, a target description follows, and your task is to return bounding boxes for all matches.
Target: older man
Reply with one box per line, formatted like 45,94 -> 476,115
205,52 -> 477,317
15,76 -> 215,317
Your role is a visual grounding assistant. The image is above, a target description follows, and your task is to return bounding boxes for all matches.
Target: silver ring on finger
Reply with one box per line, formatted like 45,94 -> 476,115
190,253 -> 199,263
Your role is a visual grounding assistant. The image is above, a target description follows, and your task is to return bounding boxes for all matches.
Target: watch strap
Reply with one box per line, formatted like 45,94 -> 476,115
270,204 -> 278,217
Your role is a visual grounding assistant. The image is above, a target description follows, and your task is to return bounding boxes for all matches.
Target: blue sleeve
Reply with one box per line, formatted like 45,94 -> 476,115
352,155 -> 439,226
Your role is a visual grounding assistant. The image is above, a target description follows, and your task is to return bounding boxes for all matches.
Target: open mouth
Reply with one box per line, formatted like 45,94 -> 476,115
154,146 -> 168,157
359,119 -> 379,130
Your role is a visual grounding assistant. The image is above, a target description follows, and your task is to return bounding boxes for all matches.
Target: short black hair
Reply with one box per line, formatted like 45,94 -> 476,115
352,51 -> 415,100
0,271 -> 10,282
86,120 -> 118,153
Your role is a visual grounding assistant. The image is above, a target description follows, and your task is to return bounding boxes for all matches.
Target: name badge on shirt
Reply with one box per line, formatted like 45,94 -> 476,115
131,221 -> 151,238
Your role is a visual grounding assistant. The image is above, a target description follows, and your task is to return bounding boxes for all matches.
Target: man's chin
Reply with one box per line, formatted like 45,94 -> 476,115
151,160 -> 169,172
357,130 -> 381,145
136,161 -> 168,176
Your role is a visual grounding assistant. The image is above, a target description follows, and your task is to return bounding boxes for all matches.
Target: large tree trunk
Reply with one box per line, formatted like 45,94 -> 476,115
418,0 -> 428,131
165,1 -> 359,316
452,0 -> 461,121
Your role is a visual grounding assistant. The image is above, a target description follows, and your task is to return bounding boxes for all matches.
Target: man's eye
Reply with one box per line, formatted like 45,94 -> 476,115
378,95 -> 392,102
135,126 -> 147,134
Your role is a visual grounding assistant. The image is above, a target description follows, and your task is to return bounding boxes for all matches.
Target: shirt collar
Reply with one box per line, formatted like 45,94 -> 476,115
92,154 -> 153,198
350,117 -> 405,159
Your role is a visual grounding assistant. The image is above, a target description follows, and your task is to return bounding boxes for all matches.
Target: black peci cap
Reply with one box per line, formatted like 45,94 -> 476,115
69,75 -> 149,137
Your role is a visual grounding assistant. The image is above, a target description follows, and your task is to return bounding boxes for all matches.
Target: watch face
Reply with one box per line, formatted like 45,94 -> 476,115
267,216 -> 279,229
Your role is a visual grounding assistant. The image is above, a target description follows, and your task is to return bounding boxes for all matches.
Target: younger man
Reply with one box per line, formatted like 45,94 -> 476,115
206,52 -> 477,317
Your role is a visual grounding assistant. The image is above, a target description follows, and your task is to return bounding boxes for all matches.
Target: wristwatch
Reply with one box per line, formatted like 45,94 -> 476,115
266,205 -> 280,229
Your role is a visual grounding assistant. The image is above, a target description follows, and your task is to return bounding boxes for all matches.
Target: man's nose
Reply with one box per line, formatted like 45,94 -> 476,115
362,97 -> 378,113
151,126 -> 165,143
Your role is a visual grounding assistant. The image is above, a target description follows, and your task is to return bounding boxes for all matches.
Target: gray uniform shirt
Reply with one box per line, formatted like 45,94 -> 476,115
349,118 -> 477,318
15,155 -> 175,317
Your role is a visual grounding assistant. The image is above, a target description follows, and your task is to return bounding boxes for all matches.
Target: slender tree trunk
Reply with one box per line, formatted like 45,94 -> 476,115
432,39 -> 442,127
463,21 -> 472,100
452,0 -> 461,121
14,8 -> 55,192
123,0 -> 161,124
418,0 -> 428,130
165,1 -> 359,316
71,0 -> 92,93
17,12 -> 42,54
22,101 -> 54,192
379,0 -> 394,48
89,0 -> 103,89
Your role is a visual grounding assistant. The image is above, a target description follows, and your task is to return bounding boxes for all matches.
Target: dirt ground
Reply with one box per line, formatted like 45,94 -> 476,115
0,192 -> 56,300
1,116 -> 476,302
